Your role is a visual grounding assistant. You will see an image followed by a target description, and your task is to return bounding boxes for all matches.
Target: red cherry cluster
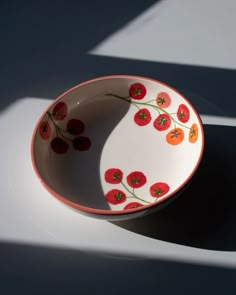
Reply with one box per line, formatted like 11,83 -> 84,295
129,84 -> 190,128
107,83 -> 197,146
39,102 -> 91,154
104,168 -> 170,210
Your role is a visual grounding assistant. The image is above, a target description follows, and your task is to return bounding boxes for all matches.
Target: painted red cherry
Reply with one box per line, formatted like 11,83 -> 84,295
105,189 -> 127,205
39,121 -> 51,140
153,114 -> 171,131
134,108 -> 151,126
129,83 -> 146,100
177,104 -> 190,123
127,171 -> 147,188
150,182 -> 170,198
105,168 -> 123,184
52,102 -> 68,121
50,137 -> 69,154
124,202 -> 143,210
156,92 -> 171,108
66,119 -> 85,135
73,136 -> 91,151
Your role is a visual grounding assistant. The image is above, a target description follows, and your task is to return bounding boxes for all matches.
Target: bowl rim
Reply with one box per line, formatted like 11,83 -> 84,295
31,74 -> 205,216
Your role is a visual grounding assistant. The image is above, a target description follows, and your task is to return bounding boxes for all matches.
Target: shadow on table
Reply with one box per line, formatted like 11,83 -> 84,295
112,124 -> 236,251
2,53 -> 236,117
1,0 -> 236,120
0,241 -> 235,294
0,0 -> 158,110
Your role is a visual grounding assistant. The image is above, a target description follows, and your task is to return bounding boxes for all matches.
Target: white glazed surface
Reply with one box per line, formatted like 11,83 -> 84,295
32,76 -> 204,215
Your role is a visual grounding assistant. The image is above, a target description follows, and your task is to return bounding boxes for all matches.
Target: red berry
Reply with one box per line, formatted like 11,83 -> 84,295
134,108 -> 151,126
73,136 -> 91,151
156,92 -> 171,108
50,137 -> 69,154
52,102 -> 68,121
67,119 -> 85,135
177,104 -> 190,123
150,182 -> 170,198
105,189 -> 127,205
129,83 -> 146,100
153,114 -> 171,131
105,168 -> 123,184
39,121 -> 51,140
127,171 -> 147,188
124,202 -> 143,210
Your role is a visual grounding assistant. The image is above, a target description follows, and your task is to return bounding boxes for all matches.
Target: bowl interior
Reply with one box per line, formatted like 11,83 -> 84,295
32,76 -> 204,214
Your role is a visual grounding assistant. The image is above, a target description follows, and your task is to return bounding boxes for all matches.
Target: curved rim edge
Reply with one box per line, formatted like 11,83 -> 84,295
30,74 -> 205,216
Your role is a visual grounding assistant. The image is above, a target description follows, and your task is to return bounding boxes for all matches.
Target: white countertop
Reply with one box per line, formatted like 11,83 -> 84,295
1,97 -> 236,267
91,0 -> 236,69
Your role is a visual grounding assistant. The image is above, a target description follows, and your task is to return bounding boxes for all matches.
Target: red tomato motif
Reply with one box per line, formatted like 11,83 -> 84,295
39,121 -> 51,140
66,119 -> 85,135
52,102 -> 68,121
124,202 -> 143,210
127,171 -> 147,188
177,104 -> 190,123
73,136 -> 91,151
105,189 -> 127,205
105,168 -> 123,184
150,182 -> 170,198
189,123 -> 199,143
50,137 -> 69,154
153,114 -> 171,131
129,83 -> 146,100
166,128 -> 184,145
156,92 -> 171,108
134,108 -> 151,126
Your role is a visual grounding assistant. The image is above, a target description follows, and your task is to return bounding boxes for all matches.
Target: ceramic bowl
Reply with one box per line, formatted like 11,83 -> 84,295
31,75 -> 204,220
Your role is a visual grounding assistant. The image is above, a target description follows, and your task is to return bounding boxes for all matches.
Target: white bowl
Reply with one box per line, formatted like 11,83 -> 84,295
31,75 -> 204,220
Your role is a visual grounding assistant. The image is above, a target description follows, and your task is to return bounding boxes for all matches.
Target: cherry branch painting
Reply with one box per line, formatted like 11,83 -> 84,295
104,168 -> 170,210
107,83 -> 199,145
39,102 -> 91,154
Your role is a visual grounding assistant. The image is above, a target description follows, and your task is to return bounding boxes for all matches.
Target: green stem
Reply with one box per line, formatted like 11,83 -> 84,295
46,113 -> 50,123
135,101 -> 169,114
107,93 -> 191,130
106,93 -> 130,101
107,93 -> 140,110
131,101 -> 190,129
173,118 -> 176,129
132,102 -> 141,110
171,117 -> 190,130
145,99 -> 156,104
47,112 -> 73,141
149,104 -> 161,114
121,182 -> 151,204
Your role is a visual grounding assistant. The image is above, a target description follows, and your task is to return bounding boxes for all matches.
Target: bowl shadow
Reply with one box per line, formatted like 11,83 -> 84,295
41,95 -> 131,210
112,124 -> 236,251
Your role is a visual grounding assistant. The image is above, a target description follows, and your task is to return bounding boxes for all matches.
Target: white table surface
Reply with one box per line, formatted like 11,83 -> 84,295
0,97 -> 235,267
91,0 -> 236,69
